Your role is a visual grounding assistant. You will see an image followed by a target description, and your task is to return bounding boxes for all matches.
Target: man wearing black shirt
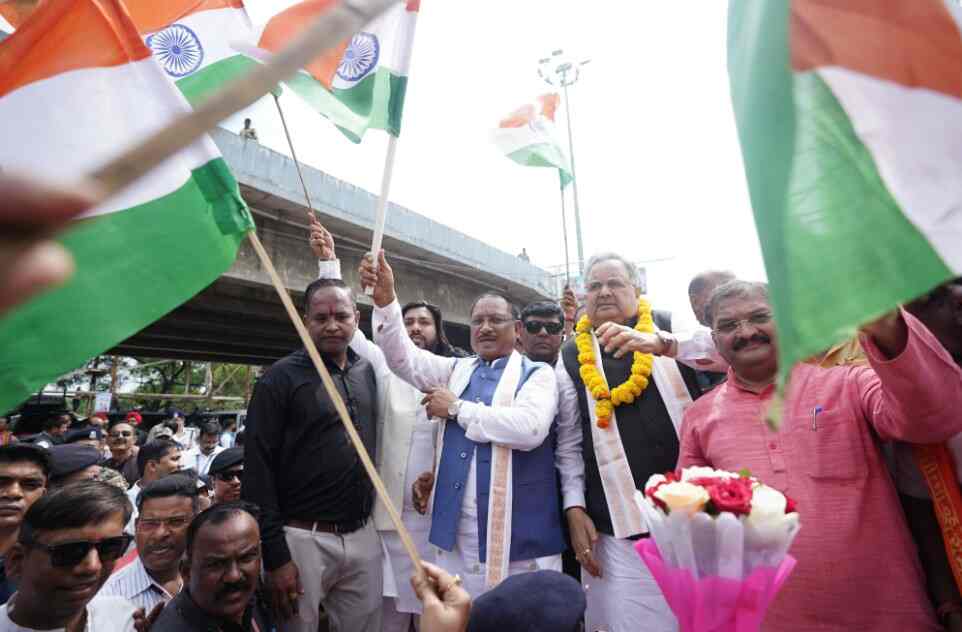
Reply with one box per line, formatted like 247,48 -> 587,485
242,278 -> 382,632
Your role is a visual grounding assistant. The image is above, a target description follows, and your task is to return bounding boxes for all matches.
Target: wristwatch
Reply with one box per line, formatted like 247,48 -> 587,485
655,330 -> 677,356
447,399 -> 462,420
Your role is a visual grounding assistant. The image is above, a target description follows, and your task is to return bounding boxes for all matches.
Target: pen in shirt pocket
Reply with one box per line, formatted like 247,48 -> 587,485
811,405 -> 823,431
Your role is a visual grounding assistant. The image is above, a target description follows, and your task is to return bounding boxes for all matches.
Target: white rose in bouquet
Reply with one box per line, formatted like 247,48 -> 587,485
653,481 -> 710,516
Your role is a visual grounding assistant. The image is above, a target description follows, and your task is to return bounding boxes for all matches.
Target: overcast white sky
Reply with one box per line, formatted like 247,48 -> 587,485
4,1 -> 769,326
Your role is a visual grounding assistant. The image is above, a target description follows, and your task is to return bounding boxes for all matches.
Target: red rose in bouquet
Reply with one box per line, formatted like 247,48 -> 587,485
707,478 -> 753,516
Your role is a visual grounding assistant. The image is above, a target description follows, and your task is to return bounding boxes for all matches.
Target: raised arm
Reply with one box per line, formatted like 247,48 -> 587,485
363,251 -> 457,390
857,308 -> 962,443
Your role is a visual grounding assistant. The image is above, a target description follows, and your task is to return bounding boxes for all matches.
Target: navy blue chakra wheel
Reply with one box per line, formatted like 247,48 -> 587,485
336,32 -> 380,83
146,24 -> 205,78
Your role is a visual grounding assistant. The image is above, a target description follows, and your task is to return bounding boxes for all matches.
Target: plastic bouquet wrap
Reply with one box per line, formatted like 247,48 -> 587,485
633,467 -> 800,632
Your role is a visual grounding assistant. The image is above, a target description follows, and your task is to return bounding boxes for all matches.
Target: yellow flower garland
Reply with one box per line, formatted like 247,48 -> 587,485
575,298 -> 655,429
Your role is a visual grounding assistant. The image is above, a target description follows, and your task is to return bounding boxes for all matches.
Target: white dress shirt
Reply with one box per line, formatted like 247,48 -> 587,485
183,445 -> 224,476
0,595 -> 137,632
100,555 -> 178,613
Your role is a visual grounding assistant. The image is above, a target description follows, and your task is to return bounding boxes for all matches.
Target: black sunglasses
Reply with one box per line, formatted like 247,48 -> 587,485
523,320 -> 564,335
215,469 -> 243,483
28,534 -> 132,568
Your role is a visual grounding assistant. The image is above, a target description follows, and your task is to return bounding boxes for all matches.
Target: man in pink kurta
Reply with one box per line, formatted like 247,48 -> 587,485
678,281 -> 962,632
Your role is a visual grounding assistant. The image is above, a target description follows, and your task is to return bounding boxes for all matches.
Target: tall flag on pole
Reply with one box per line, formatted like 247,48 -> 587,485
728,0 -> 962,381
493,93 -> 574,187
123,0 -> 257,107
236,0 -> 419,142
0,0 -> 253,412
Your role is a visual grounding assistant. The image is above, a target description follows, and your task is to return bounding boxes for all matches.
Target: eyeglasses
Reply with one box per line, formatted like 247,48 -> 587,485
138,515 -> 192,531
523,320 -> 564,335
27,534 -> 133,568
109,431 -> 133,439
215,470 -> 243,483
713,312 -> 773,335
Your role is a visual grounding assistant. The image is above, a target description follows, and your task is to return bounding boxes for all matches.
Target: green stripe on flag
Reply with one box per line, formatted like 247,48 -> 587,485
176,55 -> 260,107
0,158 -> 252,412
507,144 -> 573,187
728,0 -> 953,383
283,67 -> 406,143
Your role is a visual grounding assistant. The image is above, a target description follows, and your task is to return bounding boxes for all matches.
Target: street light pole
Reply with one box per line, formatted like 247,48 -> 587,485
539,50 -> 590,277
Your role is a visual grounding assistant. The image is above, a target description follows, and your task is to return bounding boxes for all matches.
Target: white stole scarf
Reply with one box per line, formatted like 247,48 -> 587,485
429,351 -> 525,589
585,333 -> 694,538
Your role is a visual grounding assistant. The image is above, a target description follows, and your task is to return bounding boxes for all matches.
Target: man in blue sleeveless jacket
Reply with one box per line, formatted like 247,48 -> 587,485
361,251 -> 565,598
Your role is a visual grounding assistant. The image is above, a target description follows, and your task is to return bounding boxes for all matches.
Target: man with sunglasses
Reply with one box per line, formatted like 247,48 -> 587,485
519,302 -> 566,366
362,251 -> 565,599
101,474 -> 198,613
1,480 -> 137,632
677,280 -> 962,632
208,448 -> 243,505
103,422 -> 140,487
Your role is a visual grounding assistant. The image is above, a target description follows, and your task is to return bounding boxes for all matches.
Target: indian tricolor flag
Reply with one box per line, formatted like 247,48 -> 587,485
239,0 -> 419,142
493,94 -> 573,187
728,0 -> 962,377
0,0 -> 252,412
124,0 -> 257,107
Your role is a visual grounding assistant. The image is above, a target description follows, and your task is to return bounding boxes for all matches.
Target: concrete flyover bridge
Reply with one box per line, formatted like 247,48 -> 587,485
110,128 -> 556,365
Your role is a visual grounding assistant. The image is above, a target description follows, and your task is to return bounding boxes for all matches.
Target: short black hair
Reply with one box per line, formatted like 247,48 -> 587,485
302,278 -> 355,314
402,300 -> 468,358
0,444 -> 51,479
471,292 -> 520,321
42,416 -> 66,432
521,301 -> 563,324
137,472 -> 199,512
137,438 -> 179,478
705,280 -> 770,327
19,480 -> 131,543
185,501 -> 260,560
198,421 -> 222,437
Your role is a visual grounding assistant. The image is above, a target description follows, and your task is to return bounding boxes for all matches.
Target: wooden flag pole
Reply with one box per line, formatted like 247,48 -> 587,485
87,0 -> 397,199
246,230 -> 424,578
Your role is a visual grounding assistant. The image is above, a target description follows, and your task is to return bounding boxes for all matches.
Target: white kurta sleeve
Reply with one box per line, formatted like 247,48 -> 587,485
373,299 -> 457,391
673,328 -> 728,373
555,361 -> 587,510
458,364 -> 558,451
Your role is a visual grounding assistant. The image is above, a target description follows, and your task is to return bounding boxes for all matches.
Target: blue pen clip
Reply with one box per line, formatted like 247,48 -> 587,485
812,405 -> 823,431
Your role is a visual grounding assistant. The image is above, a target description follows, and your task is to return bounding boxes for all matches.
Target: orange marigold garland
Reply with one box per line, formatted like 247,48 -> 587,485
576,298 -> 655,429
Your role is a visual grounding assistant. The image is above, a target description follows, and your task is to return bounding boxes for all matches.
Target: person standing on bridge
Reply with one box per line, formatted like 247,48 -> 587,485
361,250 -> 566,600
242,264 -> 382,632
310,216 -> 465,631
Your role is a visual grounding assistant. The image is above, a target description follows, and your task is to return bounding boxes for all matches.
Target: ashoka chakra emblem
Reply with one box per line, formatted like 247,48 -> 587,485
337,32 -> 379,82
147,24 -> 204,78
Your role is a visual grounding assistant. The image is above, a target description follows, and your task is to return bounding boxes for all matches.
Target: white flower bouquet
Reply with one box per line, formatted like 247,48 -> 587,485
633,467 -> 801,632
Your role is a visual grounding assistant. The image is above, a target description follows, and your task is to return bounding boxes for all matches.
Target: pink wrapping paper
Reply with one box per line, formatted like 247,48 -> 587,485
635,539 -> 796,632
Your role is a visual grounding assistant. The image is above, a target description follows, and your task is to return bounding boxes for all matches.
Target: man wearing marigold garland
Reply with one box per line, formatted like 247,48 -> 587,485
361,251 -> 566,599
555,252 -> 703,632
678,280 -> 962,632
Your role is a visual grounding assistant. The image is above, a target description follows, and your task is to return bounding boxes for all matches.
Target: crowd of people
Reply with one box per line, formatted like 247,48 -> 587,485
1,171 -> 962,632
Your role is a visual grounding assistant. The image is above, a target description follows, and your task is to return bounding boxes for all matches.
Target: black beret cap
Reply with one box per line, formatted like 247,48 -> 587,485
48,444 -> 103,478
65,426 -> 104,444
467,571 -> 586,632
208,447 -> 243,477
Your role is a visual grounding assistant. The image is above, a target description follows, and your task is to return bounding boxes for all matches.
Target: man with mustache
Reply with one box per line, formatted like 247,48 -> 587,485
1,481 -> 137,632
126,439 -> 183,531
678,280 -> 962,631
208,448 -> 243,505
0,446 -> 50,606
151,502 -> 270,632
554,252 -> 703,632
518,301 -> 566,366
182,422 -> 224,477
243,272 -> 382,632
309,217 -> 465,631
362,250 -> 565,599
103,422 -> 140,487
100,475 -> 198,613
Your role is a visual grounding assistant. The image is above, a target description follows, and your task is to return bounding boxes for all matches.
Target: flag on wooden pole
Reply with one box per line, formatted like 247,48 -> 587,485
237,0 -> 419,142
124,0 -> 258,107
0,0 -> 253,412
728,0 -> 962,381
493,93 -> 574,187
